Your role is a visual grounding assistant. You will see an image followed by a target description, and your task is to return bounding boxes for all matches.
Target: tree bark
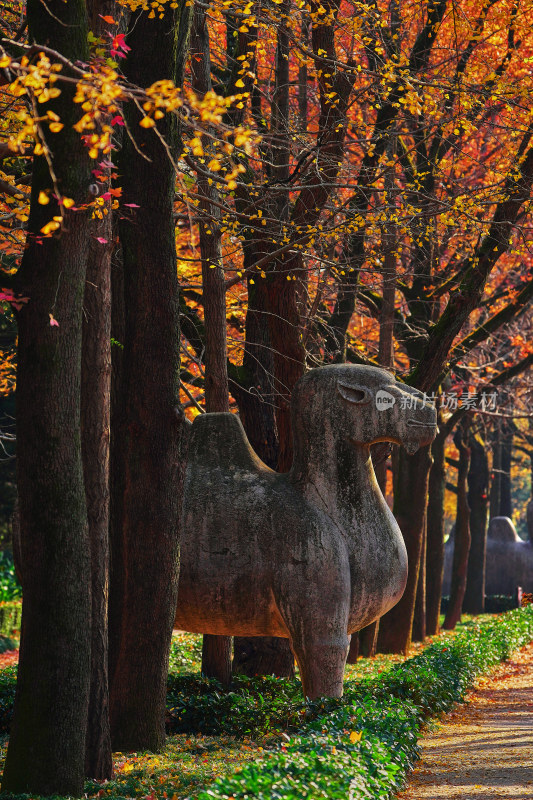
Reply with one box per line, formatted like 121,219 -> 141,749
426,426 -> 446,635
81,225 -> 113,779
233,636 -> 295,678
358,224 -> 396,656
231,11 -> 296,679
2,1 -> 92,793
346,634 -> 359,664
377,445 -> 432,654
81,0 -> 117,779
190,0 -> 233,688
499,421 -> 513,518
490,421 -> 502,519
443,422 -> 472,630
232,278 -> 294,679
463,431 -> 489,614
412,516 -> 427,642
108,3 -> 190,752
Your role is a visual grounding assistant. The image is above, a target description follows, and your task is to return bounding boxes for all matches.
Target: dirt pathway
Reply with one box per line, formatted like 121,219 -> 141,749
398,641 -> 533,800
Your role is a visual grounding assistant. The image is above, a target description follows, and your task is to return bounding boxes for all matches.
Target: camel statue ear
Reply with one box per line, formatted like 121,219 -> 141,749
337,381 -> 372,405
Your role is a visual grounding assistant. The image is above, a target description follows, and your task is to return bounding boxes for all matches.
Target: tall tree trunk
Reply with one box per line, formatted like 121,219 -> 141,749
490,421 -> 502,519
233,636 -> 295,678
426,425 -> 446,635
377,445 -> 432,654
81,225 -> 113,779
233,6 -> 296,679
412,516 -> 427,641
2,1 -> 92,793
108,4 -> 190,752
81,0 -> 117,779
190,1 -> 233,687
499,421 -> 513,518
232,277 -> 294,679
357,225 -> 396,658
443,421 -> 472,630
266,0 -> 306,474
298,13 -> 309,129
463,431 -> 489,614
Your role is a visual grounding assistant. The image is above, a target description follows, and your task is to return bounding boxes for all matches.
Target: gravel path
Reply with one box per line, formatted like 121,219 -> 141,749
398,640 -> 533,800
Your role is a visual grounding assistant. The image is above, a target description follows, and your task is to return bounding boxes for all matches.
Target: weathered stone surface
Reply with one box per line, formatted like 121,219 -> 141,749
488,516 -> 521,543
443,515 -> 533,597
175,364 -> 437,698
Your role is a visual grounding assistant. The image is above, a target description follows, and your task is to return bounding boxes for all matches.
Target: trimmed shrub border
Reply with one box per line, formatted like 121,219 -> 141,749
196,606 -> 533,800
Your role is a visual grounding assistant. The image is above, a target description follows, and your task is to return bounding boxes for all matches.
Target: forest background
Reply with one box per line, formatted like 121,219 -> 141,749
0,0 -> 532,794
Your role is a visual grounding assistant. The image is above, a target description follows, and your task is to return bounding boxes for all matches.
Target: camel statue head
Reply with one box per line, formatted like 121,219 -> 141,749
292,364 -> 437,456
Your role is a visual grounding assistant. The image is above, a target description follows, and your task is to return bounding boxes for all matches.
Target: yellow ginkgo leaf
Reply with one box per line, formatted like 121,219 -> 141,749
38,191 -> 50,205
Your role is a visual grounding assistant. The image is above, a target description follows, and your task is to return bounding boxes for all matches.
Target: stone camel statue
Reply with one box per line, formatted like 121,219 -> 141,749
175,364 -> 437,699
443,516 -> 533,597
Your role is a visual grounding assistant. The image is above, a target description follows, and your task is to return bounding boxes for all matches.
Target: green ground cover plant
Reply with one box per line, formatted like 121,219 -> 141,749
194,607 -> 533,799
0,609 -> 531,799
0,554 -> 21,604
0,604 -> 20,641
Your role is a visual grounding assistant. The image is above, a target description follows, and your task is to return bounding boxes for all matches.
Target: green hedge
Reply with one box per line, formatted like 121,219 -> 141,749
195,606 -> 533,800
0,608 -> 531,799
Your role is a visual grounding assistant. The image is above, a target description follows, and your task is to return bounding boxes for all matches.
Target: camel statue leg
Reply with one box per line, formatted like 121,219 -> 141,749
286,599 -> 350,699
290,630 -> 349,699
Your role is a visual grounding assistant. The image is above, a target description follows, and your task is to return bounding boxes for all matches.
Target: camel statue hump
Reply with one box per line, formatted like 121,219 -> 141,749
188,412 -> 271,476
488,516 -> 521,543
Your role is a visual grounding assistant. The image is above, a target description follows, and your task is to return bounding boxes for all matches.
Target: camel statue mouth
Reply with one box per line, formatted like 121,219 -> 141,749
407,418 -> 436,428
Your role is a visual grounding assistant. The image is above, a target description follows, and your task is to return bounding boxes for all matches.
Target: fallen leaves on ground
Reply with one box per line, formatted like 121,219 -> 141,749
397,641 -> 533,800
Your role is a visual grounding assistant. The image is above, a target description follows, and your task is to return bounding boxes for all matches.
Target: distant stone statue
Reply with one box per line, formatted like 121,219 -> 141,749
443,515 -> 533,597
485,516 -> 533,594
175,365 -> 437,698
488,516 -> 521,543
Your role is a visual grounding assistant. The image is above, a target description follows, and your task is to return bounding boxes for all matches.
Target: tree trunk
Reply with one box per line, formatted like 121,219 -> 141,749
490,421 -> 502,519
233,636 -> 295,677
233,278 -> 278,470
377,445 -> 432,654
298,13 -> 309,129
2,1 -> 92,793
232,35 -> 295,675
359,622 -> 380,658
190,0 -> 233,688
412,516 -> 427,642
81,226 -> 113,779
346,634 -> 359,664
81,0 -> 117,778
426,427 -> 446,635
463,431 -> 489,614
358,231 -> 396,655
443,422 -> 472,630
232,281 -> 293,680
499,421 -> 513,518
108,4 -> 190,753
